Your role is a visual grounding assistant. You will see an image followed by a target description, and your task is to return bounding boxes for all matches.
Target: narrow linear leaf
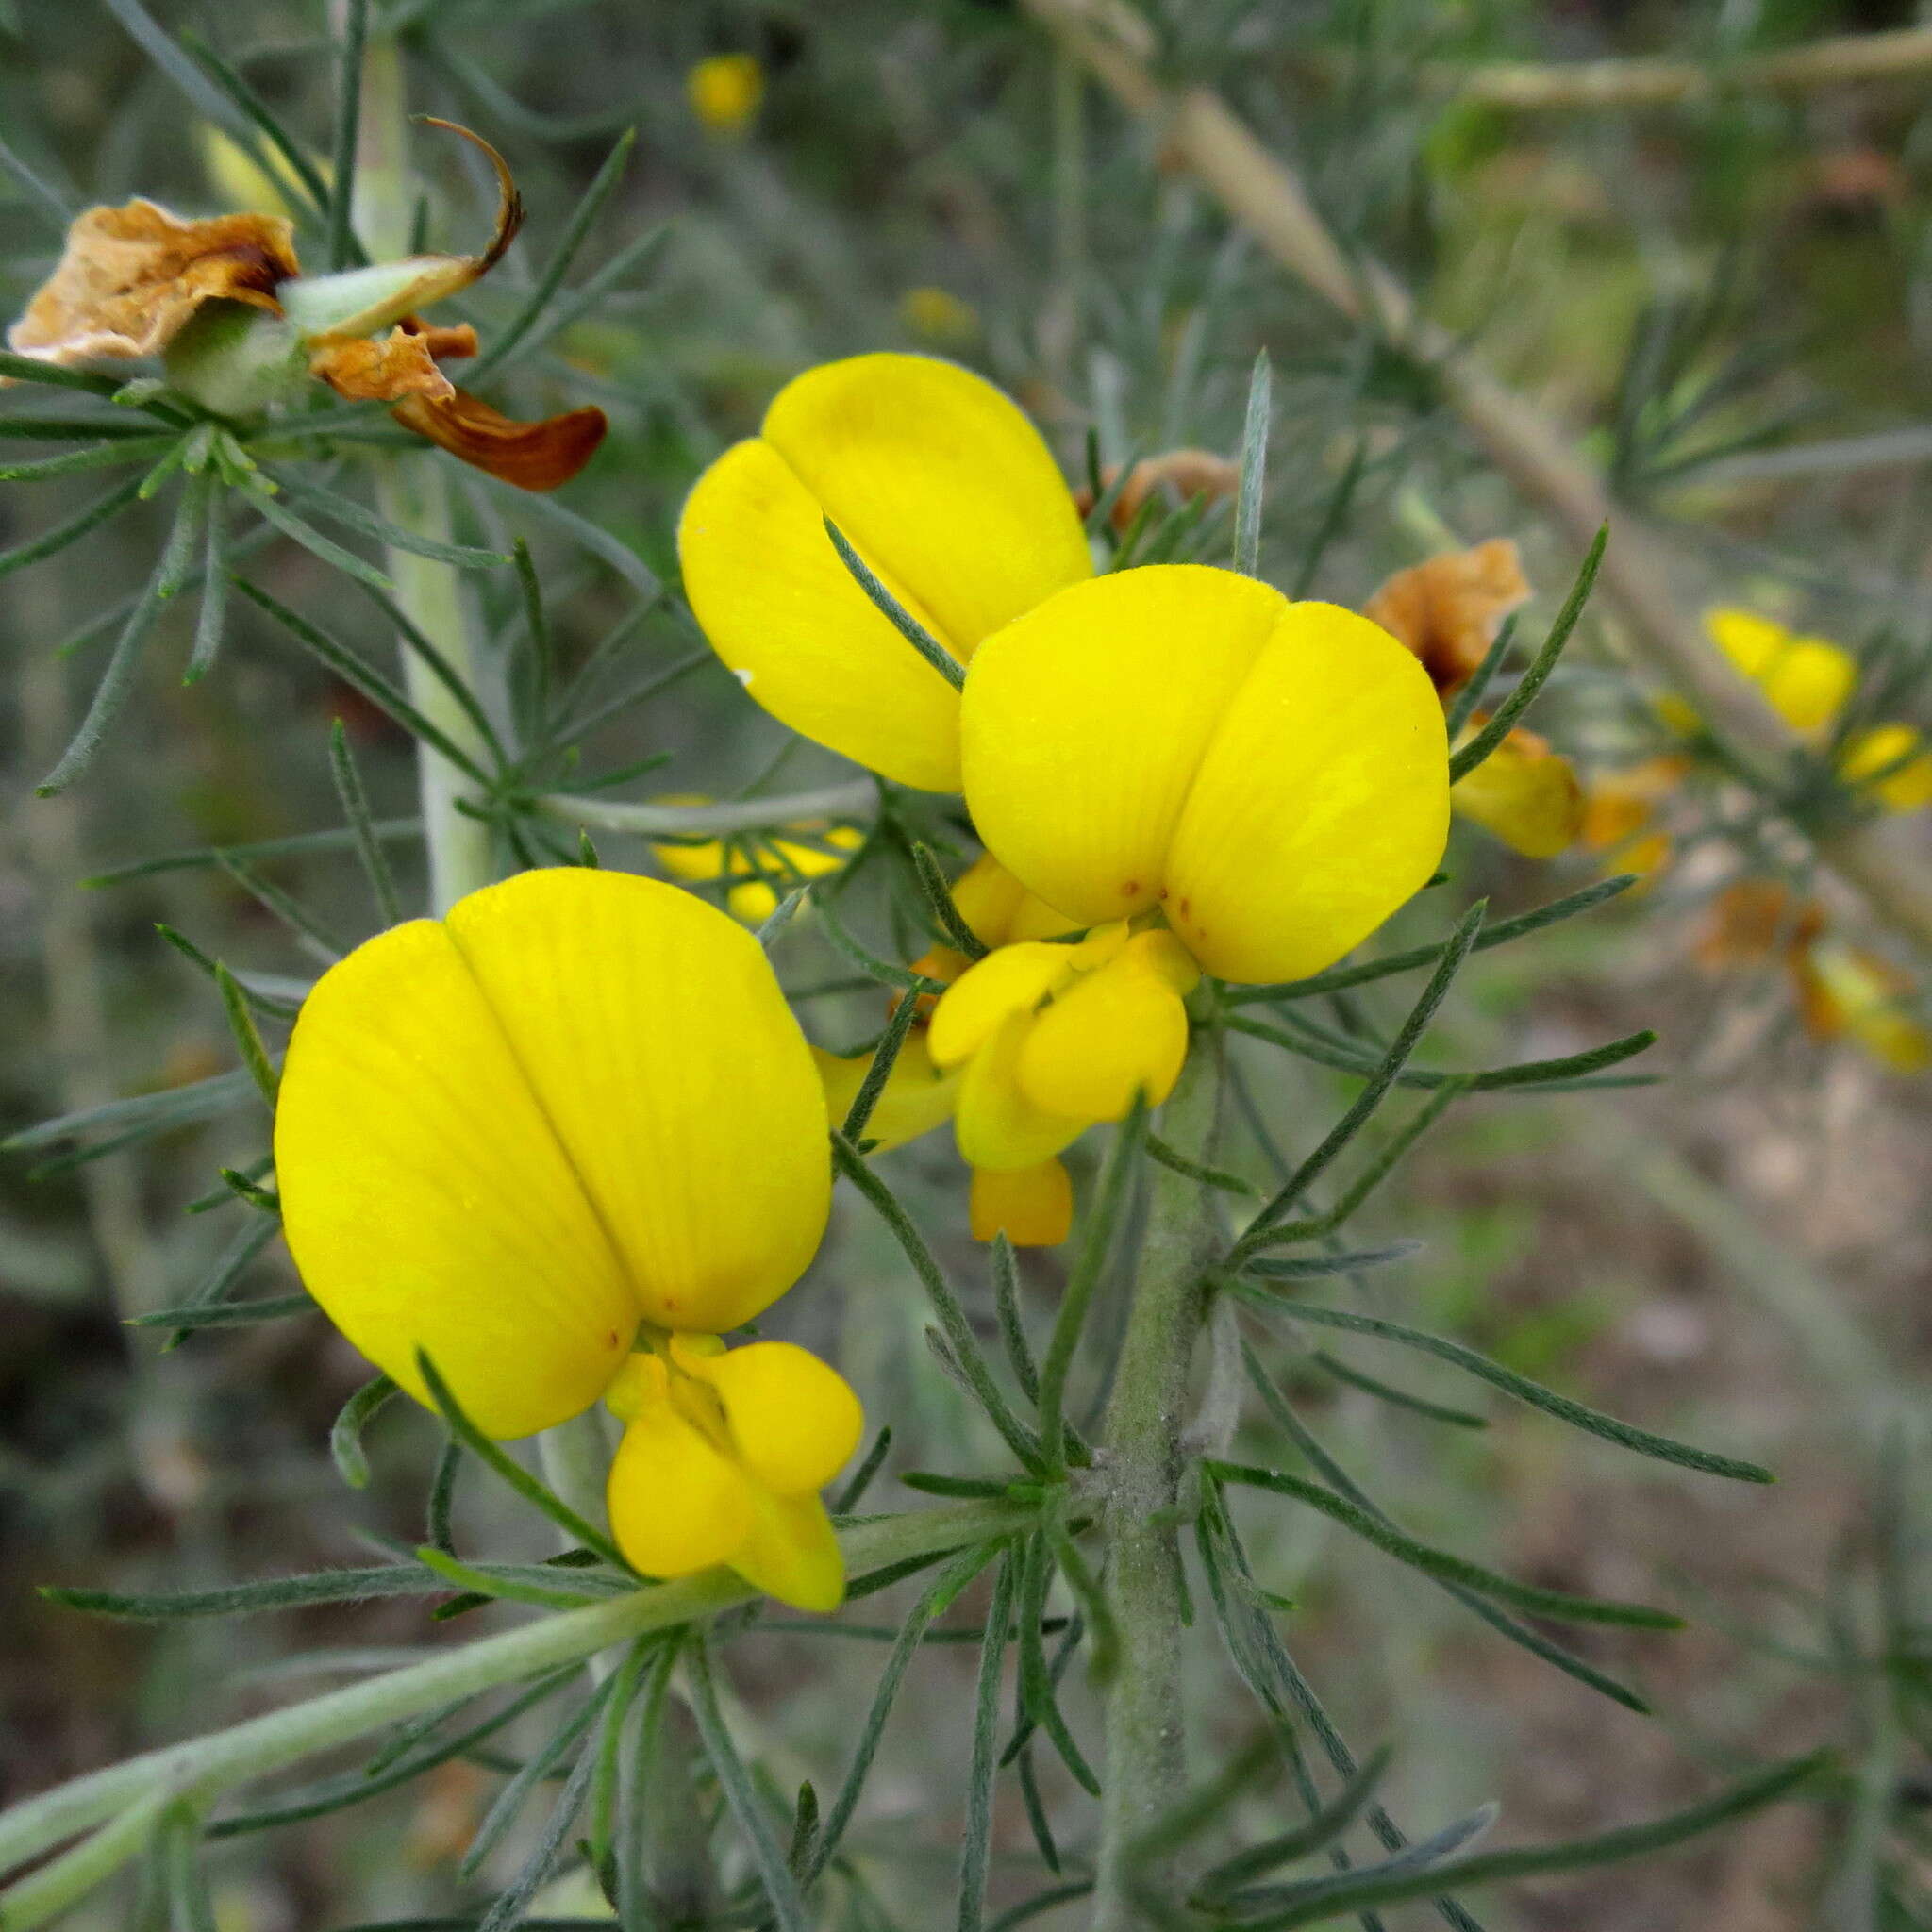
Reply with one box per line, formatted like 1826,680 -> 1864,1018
233,577 -> 492,785
327,0 -> 370,271
1236,1298 -> 1774,1483
215,963 -> 280,1106
824,517 -> 964,689
0,472 -> 145,580
808,1541 -> 998,1881
462,1681 -> 612,1877
1449,526 -> 1606,782
958,1550 -> 1020,1932
1232,1753 -> 1830,1931
812,891 -> 948,994
1442,615 -> 1518,742
1210,1462 -> 1681,1627
1234,347 -> 1272,576
36,556 -> 173,794
1228,1805 -> 1500,1919
1192,1745 -> 1394,1905
1233,874 -> 1639,1005
1237,902 -> 1485,1252
332,1374 -> 399,1491
415,1352 -> 630,1570
831,1134 -> 1044,1473
687,1638 -> 811,1932
0,436 -> 179,482
910,842 -> 989,960
329,720 -> 404,927
1245,1241 -> 1423,1279
87,819 -> 421,888
43,1563 -> 449,1620
185,491 -> 229,683
130,1294 -> 311,1331
245,483 -> 393,591
1309,1353 -> 1488,1430
282,477 -> 510,569
841,991 -> 923,1145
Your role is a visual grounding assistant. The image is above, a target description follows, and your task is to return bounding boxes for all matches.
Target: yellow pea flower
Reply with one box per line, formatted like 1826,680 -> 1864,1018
960,567 -> 1450,985
969,1160 -> 1074,1246
1446,721 -> 1584,859
688,54 -> 765,137
899,286 -> 980,345
1701,608 -> 1932,814
1792,941 -> 1931,1074
928,924 -> 1200,1170
1840,722 -> 1932,814
649,795 -> 864,923
275,868 -> 832,1438
605,1335 -> 861,1613
677,354 -> 1093,791
1705,608 -> 1856,735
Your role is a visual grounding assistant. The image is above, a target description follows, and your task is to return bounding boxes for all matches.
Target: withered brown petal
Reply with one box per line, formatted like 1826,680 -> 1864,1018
390,388 -> 607,492
1692,878 -> 1827,973
1364,537 -> 1532,696
7,200 -> 299,368
308,325 -> 458,403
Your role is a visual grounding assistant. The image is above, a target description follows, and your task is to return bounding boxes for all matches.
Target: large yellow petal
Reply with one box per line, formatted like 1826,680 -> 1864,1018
1164,601 -> 1448,982
732,1490 -> 846,1612
275,918 -> 636,1441
949,853 -> 1080,947
678,355 -> 1091,792
953,1011 -> 1089,1171
607,1402 -> 756,1579
762,354 -> 1091,660
962,567 -> 1283,927
679,438 -> 963,791
443,870 -> 830,1335
1016,942 -> 1192,1122
686,1340 -> 864,1495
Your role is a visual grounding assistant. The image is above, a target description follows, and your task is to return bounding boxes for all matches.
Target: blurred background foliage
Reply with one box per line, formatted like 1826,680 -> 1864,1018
5,0 -> 1932,1926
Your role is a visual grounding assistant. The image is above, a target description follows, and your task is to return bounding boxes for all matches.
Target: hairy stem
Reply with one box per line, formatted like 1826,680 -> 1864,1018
0,1500 -> 1027,1921
1091,1041 -> 1222,1925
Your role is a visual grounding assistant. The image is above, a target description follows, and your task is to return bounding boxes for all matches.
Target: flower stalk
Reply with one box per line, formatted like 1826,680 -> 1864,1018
1091,1036 -> 1223,1925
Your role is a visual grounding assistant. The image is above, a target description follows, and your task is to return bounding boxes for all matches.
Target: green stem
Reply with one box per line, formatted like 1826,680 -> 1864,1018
1091,1041 -> 1222,1927
375,459 -> 494,914
354,31 -> 494,917
0,1500 -> 1027,1923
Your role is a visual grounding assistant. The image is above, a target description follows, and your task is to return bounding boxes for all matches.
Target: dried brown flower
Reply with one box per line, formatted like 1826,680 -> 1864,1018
1365,538 -> 1532,694
1074,448 -> 1240,533
7,200 -> 298,369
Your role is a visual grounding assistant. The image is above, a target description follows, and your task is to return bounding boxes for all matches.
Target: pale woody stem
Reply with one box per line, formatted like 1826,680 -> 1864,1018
1091,1040 -> 1223,1926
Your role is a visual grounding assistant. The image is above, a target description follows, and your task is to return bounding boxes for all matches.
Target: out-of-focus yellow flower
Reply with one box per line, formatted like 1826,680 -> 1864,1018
1840,721 -> 1932,813
1447,720 -> 1583,859
688,54 -> 765,137
650,796 -> 863,923
1795,942 -> 1932,1073
275,870 -> 857,1607
961,567 -> 1449,985
929,923 -> 1199,1169
1578,754 -> 1690,889
679,354 -> 1094,791
198,124 -> 326,224
1694,876 -> 1928,1074
899,285 -> 979,345
1701,608 -> 1932,815
1705,608 -> 1856,735
605,1333 -> 860,1613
